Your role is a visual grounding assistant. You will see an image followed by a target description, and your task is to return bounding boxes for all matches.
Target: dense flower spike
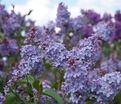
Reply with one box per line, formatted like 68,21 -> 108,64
40,96 -> 57,104
115,10 -> 121,22
19,45 -> 42,77
92,72 -> 121,103
0,38 -> 19,56
113,21 -> 121,41
2,13 -> 25,36
93,21 -> 115,41
81,9 -> 101,24
102,13 -> 112,22
0,4 -> 8,26
100,56 -> 121,73
44,41 -> 68,68
3,45 -> 43,96
0,4 -> 32,37
62,36 -> 102,104
0,92 -> 4,103
56,2 -> 70,28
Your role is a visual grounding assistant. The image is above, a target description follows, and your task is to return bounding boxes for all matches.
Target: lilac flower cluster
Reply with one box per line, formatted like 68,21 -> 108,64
81,9 -> 101,24
0,38 -> 19,56
2,12 -> 25,36
0,93 -> 4,103
100,56 -> 121,73
93,21 -> 115,41
0,4 -> 8,27
62,35 -> 102,104
56,2 -> 70,28
40,96 -> 57,104
19,45 -> 42,75
44,42 -> 68,68
91,72 -> 121,104
0,4 -> 33,37
3,45 -> 43,95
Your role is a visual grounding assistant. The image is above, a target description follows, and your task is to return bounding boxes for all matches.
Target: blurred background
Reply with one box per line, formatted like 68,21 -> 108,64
1,0 -> 121,25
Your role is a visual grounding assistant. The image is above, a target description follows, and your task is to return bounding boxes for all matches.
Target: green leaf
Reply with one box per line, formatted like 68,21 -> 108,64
33,79 -> 40,90
17,75 -> 34,85
17,79 -> 27,85
33,79 -> 42,94
112,92 -> 121,104
0,79 -> 4,92
0,32 -> 4,40
44,63 -> 52,69
4,93 -> 17,104
43,89 -> 64,104
103,43 -> 111,57
27,75 -> 34,85
86,99 -> 95,104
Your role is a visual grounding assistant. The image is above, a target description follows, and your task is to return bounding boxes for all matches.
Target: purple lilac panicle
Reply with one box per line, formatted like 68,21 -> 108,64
0,38 -> 19,56
62,36 -> 102,104
56,2 -> 70,28
0,93 -> 4,104
81,9 -> 101,25
4,45 -> 43,96
93,21 -> 115,41
44,41 -> 68,68
0,4 -> 8,26
91,72 -> 121,103
2,12 -> 25,36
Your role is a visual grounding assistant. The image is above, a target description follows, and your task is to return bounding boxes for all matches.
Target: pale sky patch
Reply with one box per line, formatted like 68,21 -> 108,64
6,0 -> 121,26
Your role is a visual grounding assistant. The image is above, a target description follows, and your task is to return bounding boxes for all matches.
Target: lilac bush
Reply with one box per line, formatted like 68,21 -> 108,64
1,2 -> 121,104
